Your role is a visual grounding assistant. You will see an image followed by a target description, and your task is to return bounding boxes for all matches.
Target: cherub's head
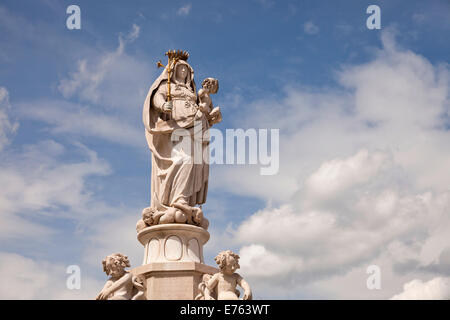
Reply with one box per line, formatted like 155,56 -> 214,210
142,207 -> 155,225
215,250 -> 240,275
102,253 -> 130,278
202,78 -> 219,94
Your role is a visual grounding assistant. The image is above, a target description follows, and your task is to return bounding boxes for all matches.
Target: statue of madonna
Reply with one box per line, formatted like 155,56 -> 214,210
140,51 -> 221,230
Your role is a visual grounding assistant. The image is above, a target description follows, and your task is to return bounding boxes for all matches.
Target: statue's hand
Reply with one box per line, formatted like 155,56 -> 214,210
198,102 -> 208,113
162,101 -> 173,113
96,289 -> 110,300
209,107 -> 222,126
243,291 -> 252,300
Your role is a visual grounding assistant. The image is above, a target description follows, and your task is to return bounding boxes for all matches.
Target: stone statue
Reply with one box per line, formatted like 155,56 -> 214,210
96,253 -> 146,300
140,50 -> 221,230
100,50 -> 252,301
195,250 -> 252,300
197,77 -> 222,126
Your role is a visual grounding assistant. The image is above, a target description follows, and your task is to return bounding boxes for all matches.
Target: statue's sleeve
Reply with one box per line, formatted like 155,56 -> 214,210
151,82 -> 167,112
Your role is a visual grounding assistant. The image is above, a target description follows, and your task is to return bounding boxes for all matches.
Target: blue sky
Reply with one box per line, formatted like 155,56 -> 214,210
1,0 -> 450,299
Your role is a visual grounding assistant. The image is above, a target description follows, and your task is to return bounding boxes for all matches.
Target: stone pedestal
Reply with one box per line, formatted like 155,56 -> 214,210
132,224 -> 218,300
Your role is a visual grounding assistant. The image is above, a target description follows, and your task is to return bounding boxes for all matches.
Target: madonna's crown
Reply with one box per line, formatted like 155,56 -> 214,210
165,50 -> 189,61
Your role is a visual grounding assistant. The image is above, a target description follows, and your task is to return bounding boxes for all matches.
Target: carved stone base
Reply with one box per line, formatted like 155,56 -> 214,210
137,224 -> 210,264
133,224 -> 217,299
132,261 -> 217,299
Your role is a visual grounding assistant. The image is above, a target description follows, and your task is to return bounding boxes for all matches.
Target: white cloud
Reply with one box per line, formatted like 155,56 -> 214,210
218,29 -> 450,298
17,100 -> 144,148
304,21 -> 319,35
236,175 -> 450,283
0,105 -> 142,299
0,87 -> 18,150
304,149 -> 389,202
0,139 -> 112,240
82,211 -> 143,269
217,28 -> 450,203
0,22 -> 151,299
391,277 -> 450,300
126,24 -> 140,42
0,111 -> 144,298
0,251 -> 102,299
57,24 -> 152,110
49,23 -> 154,148
177,4 -> 192,16
239,244 -> 300,278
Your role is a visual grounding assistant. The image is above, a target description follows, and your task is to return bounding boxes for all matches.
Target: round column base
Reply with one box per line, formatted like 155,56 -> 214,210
137,224 -> 210,265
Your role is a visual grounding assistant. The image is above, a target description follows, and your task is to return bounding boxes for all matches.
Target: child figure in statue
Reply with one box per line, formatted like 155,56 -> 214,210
196,77 -> 222,126
206,250 -> 252,300
96,253 -> 145,300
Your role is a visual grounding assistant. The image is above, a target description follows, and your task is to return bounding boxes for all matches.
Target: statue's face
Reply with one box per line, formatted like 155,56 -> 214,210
211,80 -> 219,94
107,258 -> 125,277
223,255 -> 239,275
175,64 -> 189,82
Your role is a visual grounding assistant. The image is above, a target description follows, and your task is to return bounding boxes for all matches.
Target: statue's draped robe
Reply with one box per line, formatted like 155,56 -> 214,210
142,61 -> 209,212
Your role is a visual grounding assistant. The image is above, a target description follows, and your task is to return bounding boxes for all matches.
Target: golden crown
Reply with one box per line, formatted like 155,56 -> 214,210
165,49 -> 189,61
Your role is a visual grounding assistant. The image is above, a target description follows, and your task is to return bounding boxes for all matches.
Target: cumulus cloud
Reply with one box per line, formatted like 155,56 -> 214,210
0,252 -> 102,299
0,107 -> 141,299
0,139 -> 112,240
217,29 -> 450,298
218,28 -> 450,203
0,21 -> 150,300
420,247 -> 450,276
391,277 -> 450,300
304,149 -> 390,202
0,100 -> 140,299
236,157 -> 450,285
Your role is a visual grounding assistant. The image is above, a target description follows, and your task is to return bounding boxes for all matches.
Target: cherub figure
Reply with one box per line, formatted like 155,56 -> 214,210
196,77 -> 222,126
173,203 -> 209,230
95,253 -> 146,300
136,206 -> 165,232
205,250 -> 252,300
